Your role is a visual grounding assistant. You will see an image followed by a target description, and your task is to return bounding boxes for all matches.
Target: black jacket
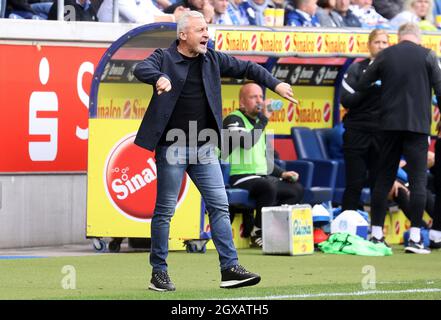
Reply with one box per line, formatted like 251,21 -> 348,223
355,40 -> 441,135
7,0 -> 34,13
373,0 -> 403,20
133,40 -> 281,151
338,9 -> 362,28
340,58 -> 382,131
48,0 -> 98,21
163,0 -> 198,14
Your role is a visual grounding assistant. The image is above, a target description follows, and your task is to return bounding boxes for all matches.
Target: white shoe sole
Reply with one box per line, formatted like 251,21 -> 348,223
404,246 -> 431,254
148,283 -> 175,292
220,276 -> 261,289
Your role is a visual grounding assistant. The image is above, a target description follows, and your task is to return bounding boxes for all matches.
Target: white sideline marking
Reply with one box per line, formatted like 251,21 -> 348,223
220,288 -> 441,300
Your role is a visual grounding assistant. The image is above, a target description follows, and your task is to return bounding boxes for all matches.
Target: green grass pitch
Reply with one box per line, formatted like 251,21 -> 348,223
1,246 -> 440,300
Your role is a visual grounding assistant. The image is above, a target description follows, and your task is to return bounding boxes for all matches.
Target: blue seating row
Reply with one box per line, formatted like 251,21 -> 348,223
220,126 -> 371,214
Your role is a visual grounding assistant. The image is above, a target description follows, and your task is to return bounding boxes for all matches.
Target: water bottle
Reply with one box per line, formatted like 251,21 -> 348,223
290,175 -> 298,183
266,100 -> 283,112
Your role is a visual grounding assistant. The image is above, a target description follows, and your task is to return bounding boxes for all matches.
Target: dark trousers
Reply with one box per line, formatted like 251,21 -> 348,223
230,175 -> 304,229
393,184 -> 434,228
342,128 -> 380,211
432,139 -> 441,231
370,131 -> 429,228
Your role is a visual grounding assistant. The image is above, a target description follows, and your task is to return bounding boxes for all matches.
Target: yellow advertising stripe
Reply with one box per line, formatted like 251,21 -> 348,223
96,83 -> 152,119
215,30 -> 441,57
422,35 -> 441,56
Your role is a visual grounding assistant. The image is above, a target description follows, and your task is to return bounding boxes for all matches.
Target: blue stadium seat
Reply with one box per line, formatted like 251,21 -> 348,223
290,127 -> 338,203
276,159 -> 333,204
219,161 -> 256,209
314,128 -> 346,204
314,128 -> 370,205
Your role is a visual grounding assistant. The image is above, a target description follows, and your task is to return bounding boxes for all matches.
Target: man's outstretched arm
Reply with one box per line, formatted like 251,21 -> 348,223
134,49 -> 171,94
215,51 -> 298,104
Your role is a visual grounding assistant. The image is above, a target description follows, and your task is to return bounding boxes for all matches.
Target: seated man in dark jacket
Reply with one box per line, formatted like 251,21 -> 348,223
164,0 -> 214,22
285,0 -> 321,27
6,0 -> 52,19
334,0 -> 361,27
48,0 -> 98,21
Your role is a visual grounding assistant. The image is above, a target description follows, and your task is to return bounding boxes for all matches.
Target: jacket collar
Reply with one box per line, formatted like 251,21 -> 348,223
169,40 -> 208,63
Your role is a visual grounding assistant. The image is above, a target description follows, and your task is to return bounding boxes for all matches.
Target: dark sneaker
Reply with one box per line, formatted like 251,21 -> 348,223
220,265 -> 261,289
250,229 -> 263,248
405,239 -> 431,254
148,270 -> 176,292
429,239 -> 441,249
370,236 -> 391,248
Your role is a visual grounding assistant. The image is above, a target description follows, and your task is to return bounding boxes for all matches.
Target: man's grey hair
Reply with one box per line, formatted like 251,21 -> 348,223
177,11 -> 205,39
398,22 -> 422,40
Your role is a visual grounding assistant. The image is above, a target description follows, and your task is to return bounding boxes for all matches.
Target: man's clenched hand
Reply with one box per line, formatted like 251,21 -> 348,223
156,76 -> 172,95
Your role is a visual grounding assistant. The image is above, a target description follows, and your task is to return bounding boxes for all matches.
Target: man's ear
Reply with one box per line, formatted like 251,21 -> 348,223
179,32 -> 187,41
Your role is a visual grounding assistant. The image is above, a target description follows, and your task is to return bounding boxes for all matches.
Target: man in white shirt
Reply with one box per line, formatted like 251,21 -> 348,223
98,0 -> 187,23
350,0 -> 388,27
211,0 -> 229,24
211,0 -> 248,24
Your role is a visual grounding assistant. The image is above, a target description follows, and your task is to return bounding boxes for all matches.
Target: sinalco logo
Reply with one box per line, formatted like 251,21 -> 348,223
284,34 -> 291,51
287,102 -> 295,122
251,34 -> 258,51
394,220 -> 400,235
104,134 -> 189,222
323,103 -> 331,122
348,35 -> 355,52
316,35 -> 323,52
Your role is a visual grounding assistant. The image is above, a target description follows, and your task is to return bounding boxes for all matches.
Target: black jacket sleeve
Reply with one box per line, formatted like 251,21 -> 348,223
354,52 -> 383,91
215,51 -> 282,91
163,1 -> 182,14
340,62 -> 368,110
426,50 -> 441,105
373,0 -> 403,20
133,49 -> 170,87
270,163 -> 285,178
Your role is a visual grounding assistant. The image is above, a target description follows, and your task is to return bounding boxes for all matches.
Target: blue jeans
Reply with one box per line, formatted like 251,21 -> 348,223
151,144 -> 238,272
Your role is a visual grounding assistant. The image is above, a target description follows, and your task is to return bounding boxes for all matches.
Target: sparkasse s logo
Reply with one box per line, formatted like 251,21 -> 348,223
104,134 -> 189,222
